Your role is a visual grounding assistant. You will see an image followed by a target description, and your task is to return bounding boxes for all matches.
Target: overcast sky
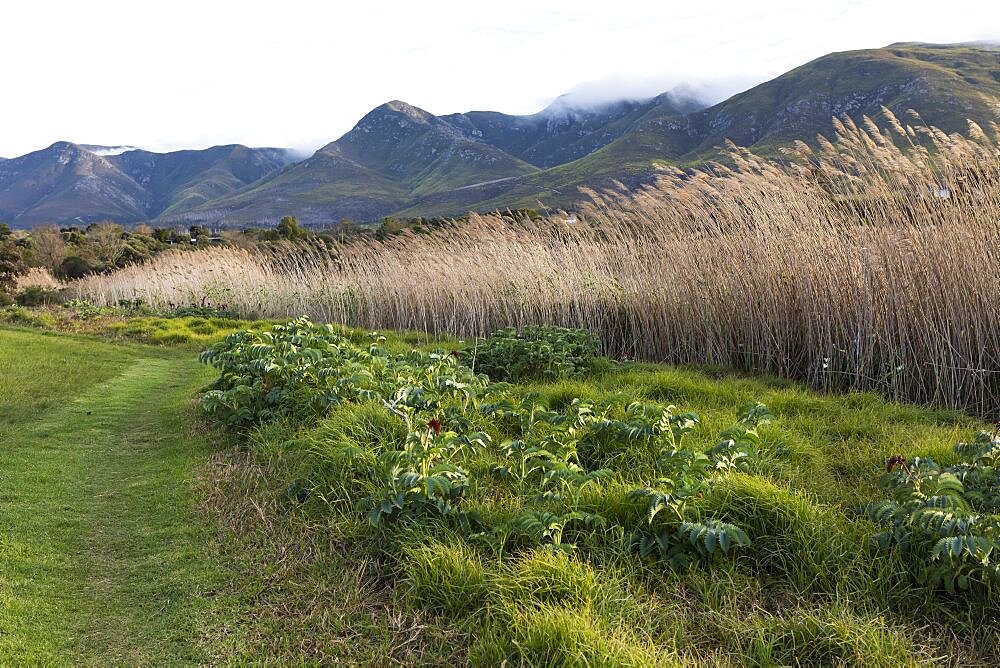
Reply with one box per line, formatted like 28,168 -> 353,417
2,0 -> 999,158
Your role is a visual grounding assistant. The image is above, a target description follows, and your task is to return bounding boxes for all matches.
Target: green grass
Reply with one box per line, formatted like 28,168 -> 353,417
0,305 -> 265,349
198,322 -> 995,665
3,316 -> 998,664
0,327 -> 227,663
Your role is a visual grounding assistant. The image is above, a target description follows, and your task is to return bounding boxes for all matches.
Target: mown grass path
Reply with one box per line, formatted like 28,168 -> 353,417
0,327 -> 224,664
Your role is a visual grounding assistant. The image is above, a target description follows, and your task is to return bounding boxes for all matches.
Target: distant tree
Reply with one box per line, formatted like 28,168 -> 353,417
0,223 -> 11,241
0,239 -> 27,294
276,215 -> 308,241
377,217 -> 405,238
32,225 -> 68,272
57,255 -> 93,280
334,218 -> 360,242
84,222 -> 127,270
189,225 -> 210,241
60,227 -> 84,245
151,227 -> 172,243
117,233 -> 165,266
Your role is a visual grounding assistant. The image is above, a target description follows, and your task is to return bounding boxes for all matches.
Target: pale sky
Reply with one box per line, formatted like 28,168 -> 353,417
2,0 -> 999,158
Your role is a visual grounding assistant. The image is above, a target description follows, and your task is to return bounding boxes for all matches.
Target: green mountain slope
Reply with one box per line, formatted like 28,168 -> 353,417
675,43 -> 1000,161
5,43 -> 999,228
112,145 -> 293,217
0,142 -> 150,226
188,43 -> 1000,224
441,94 -> 701,169
173,101 -> 541,225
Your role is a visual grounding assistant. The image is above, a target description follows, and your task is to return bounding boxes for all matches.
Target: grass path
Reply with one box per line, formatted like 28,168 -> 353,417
0,327 -> 225,664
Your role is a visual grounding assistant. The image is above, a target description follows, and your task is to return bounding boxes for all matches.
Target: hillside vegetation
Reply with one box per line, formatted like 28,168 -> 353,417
0,143 -> 294,228
173,43 -> 1000,223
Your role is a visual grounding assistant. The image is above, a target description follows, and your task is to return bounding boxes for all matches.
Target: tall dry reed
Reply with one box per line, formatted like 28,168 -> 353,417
74,108 -> 1000,414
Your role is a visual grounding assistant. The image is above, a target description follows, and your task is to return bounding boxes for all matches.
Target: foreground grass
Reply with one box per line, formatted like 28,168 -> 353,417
196,324 -> 997,665
3,318 -> 997,664
0,327 -> 225,663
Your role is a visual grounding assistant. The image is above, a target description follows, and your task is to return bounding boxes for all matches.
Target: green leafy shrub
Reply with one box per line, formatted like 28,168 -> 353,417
359,423 -> 489,529
863,430 -> 1000,593
199,317 -> 489,426
471,326 -> 598,382
15,285 -> 64,306
168,305 -> 243,319
198,319 -> 772,618
116,298 -> 151,313
626,403 -> 769,568
63,299 -> 105,320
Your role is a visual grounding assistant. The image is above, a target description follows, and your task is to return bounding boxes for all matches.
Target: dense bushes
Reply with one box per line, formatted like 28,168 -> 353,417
15,285 -> 64,306
195,318 -> 998,663
199,318 -> 757,565
470,326 -> 598,382
200,318 -> 488,428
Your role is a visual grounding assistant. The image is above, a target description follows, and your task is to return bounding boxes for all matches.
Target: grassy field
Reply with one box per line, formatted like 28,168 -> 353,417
0,327 -> 228,663
3,317 -> 998,665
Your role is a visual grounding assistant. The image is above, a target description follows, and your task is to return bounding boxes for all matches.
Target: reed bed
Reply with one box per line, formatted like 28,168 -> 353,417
16,267 -> 61,291
74,109 -> 1000,414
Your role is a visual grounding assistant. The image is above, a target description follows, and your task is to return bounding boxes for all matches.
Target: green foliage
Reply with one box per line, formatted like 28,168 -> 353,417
275,215 -> 308,241
360,424 -> 488,529
57,255 -> 93,279
63,299 -> 104,320
200,319 -> 757,566
0,238 -> 27,294
191,317 -> 1000,661
863,430 -> 1000,593
471,325 -> 598,382
15,285 -> 64,307
16,315 -> 999,662
199,317 -> 489,428
626,403 -> 767,568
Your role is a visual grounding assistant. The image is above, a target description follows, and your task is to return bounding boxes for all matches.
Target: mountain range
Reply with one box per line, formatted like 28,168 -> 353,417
3,42 -> 1000,229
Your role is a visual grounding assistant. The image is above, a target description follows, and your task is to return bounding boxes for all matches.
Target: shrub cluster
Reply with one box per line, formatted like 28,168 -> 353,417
199,318 -> 760,565
470,326 -> 599,382
194,318 -> 1000,662
15,285 -> 64,307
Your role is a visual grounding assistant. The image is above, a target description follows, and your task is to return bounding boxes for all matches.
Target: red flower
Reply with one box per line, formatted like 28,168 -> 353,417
428,419 -> 442,435
450,350 -> 462,359
886,455 -> 906,473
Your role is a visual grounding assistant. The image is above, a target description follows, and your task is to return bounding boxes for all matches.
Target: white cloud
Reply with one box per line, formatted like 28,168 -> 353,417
1,0 -> 998,157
